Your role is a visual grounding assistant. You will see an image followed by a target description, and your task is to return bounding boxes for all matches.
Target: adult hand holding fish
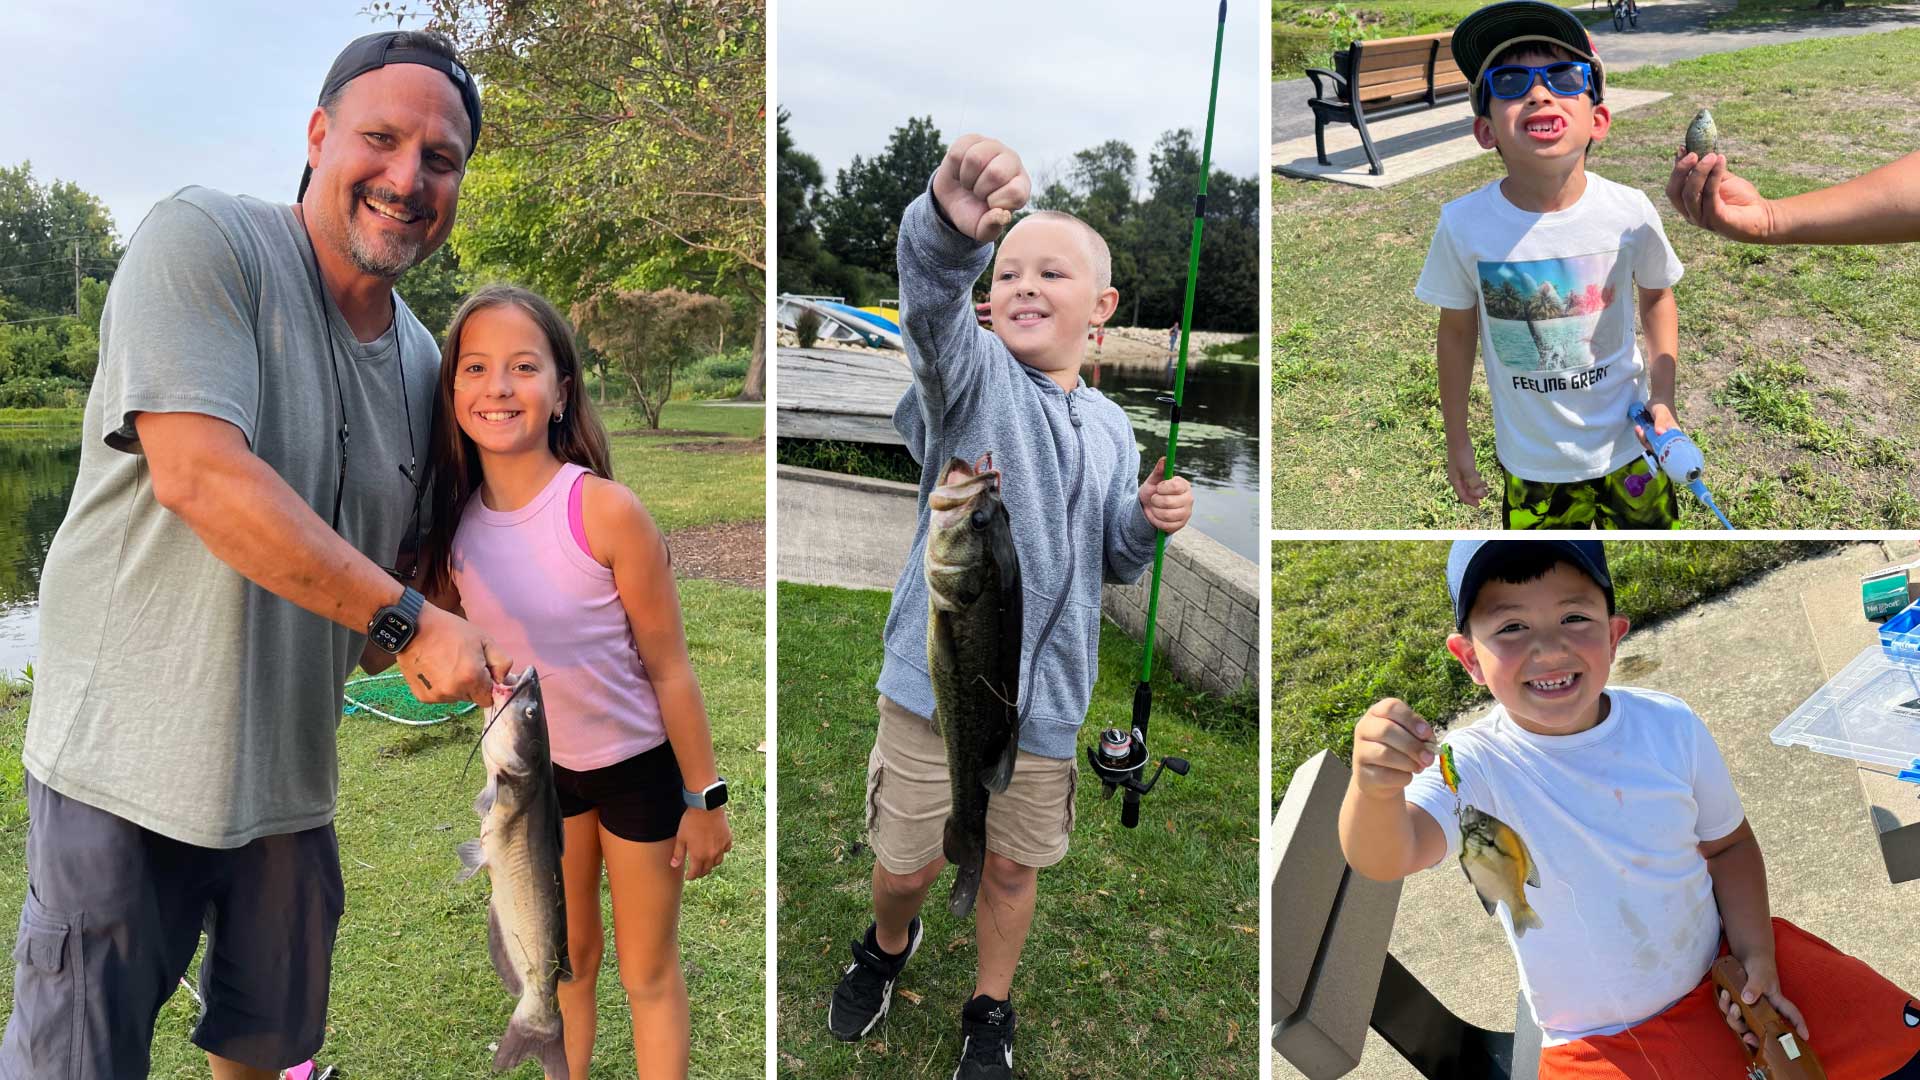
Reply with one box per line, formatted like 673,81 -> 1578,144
394,600 -> 515,707
932,134 -> 1031,243
1668,145 -> 1920,246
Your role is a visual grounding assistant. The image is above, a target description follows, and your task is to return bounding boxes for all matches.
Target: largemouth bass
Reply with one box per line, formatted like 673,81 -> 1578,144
1459,804 -> 1545,938
1685,108 -> 1720,157
925,455 -> 1022,919
458,669 -> 571,1078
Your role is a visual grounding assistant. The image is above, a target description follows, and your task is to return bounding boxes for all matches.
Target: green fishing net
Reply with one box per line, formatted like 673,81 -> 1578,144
342,673 -> 478,726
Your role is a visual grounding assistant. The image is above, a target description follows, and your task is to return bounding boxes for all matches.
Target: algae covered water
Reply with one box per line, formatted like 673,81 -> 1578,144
1083,353 -> 1259,562
0,428 -> 82,678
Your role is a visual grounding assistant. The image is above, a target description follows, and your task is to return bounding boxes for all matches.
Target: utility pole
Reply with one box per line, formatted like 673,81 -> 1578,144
72,238 -> 81,315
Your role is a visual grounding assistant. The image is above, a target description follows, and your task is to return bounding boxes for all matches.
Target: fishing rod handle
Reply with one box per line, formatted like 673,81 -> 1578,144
1710,956 -> 1827,1080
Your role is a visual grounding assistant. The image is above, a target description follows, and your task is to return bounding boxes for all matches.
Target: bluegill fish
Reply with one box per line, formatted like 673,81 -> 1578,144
457,670 -> 572,1079
1685,109 -> 1720,157
925,455 -> 1022,920
1459,804 -> 1545,937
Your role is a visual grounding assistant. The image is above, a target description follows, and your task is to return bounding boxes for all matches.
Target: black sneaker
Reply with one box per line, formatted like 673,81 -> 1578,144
827,918 -> 922,1041
952,995 -> 1015,1080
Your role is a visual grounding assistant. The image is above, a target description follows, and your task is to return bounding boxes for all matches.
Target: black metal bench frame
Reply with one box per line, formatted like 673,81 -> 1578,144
1305,36 -> 1471,177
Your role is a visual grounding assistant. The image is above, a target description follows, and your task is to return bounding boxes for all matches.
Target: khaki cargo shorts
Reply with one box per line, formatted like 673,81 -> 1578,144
866,695 -> 1077,873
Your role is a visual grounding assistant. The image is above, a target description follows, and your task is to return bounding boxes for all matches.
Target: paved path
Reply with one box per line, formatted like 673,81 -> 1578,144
1272,0 -> 1920,146
1272,541 -> 1920,1080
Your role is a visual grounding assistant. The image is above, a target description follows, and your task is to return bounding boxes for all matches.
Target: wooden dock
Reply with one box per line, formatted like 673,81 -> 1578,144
776,346 -> 911,445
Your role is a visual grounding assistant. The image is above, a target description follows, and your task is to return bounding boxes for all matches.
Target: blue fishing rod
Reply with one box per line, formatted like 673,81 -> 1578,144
1087,0 -> 1228,827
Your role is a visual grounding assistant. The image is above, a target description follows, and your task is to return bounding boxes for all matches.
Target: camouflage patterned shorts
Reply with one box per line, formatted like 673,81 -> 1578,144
1503,456 -> 1679,529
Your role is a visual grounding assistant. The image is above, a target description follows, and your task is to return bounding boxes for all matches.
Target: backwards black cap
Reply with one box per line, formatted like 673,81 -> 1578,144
298,31 -> 482,201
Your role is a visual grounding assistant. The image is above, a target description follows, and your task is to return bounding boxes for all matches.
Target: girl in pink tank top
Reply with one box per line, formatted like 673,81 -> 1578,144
419,286 -> 731,1079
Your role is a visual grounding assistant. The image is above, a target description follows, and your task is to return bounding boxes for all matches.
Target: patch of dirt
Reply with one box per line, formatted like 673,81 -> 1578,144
664,437 -> 765,454
665,519 -> 765,589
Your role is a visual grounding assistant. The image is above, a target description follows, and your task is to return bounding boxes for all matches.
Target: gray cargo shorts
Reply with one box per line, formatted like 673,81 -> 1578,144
0,775 -> 345,1078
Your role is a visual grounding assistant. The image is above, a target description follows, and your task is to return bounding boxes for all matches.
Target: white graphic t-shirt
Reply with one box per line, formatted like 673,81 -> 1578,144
1416,174 -> 1683,483
1404,688 -> 1745,1044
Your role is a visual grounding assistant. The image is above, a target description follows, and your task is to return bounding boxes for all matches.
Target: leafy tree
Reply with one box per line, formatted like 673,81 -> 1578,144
0,162 -> 121,317
397,244 -> 468,344
572,288 -> 729,429
392,0 -> 766,398
816,116 -> 945,281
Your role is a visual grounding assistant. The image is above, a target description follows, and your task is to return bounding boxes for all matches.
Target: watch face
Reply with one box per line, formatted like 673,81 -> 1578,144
371,610 -> 413,653
706,782 -> 729,810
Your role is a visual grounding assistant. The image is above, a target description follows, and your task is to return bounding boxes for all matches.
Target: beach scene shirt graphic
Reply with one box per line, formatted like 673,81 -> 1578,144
1415,175 -> 1683,483
1478,251 -> 1627,375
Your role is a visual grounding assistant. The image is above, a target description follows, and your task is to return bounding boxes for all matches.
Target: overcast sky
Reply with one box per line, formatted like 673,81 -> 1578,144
778,0 -> 1262,196
1,3 -> 429,240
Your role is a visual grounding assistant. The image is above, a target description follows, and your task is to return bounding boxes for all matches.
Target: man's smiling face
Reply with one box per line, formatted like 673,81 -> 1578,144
304,63 -> 469,279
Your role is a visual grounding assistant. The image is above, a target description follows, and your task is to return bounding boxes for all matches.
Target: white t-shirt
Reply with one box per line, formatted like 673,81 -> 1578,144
1404,687 -> 1745,1044
1415,174 -> 1684,483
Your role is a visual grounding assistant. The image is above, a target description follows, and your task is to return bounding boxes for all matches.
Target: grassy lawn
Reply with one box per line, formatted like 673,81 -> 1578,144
0,407 -> 83,428
776,584 -> 1258,1078
1272,31 -> 1920,529
607,399 -> 766,533
1271,539 -> 1842,805
1272,0 -> 1605,80
1708,0 -> 1911,29
0,578 -> 763,1079
0,409 -> 767,1077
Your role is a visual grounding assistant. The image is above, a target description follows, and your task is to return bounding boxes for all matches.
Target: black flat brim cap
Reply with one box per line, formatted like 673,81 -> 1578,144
298,31 -> 482,201
1448,540 -> 1613,631
1451,0 -> 1606,104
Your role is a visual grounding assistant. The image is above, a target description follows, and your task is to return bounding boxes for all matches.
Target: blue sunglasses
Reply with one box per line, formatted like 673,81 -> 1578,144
1483,61 -> 1594,100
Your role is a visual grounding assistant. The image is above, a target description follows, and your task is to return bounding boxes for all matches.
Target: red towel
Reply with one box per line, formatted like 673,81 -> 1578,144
1540,918 -> 1920,1079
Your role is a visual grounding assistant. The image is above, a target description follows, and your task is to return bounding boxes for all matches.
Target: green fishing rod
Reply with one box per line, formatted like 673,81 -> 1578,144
1088,0 -> 1227,828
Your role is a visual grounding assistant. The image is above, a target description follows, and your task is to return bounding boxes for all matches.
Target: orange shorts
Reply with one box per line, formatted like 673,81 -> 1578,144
1540,918 -> 1920,1079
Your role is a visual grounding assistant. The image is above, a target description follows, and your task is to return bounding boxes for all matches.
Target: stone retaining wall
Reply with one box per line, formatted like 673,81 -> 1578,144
776,465 -> 1257,696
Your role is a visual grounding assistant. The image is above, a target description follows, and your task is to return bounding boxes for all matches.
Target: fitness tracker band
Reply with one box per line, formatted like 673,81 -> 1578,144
682,778 -> 729,811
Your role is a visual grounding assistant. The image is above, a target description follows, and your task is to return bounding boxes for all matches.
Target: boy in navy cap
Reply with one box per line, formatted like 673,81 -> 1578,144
1418,1 -> 1686,529
1339,540 -> 1920,1077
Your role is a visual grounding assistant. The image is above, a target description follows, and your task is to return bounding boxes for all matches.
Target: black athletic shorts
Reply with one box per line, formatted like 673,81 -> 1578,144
552,741 -> 686,844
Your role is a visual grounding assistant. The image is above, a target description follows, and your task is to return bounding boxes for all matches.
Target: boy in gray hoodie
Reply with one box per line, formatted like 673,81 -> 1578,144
825,134 -> 1194,1079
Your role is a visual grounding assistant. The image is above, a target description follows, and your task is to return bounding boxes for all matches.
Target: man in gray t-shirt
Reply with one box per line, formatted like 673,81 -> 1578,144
1,32 -> 507,1080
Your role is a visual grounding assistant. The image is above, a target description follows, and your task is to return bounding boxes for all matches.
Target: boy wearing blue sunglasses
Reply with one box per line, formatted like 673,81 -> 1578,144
1416,0 -> 1686,529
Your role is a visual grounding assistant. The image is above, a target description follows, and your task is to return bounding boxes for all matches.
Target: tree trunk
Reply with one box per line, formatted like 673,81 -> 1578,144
741,317 -> 766,401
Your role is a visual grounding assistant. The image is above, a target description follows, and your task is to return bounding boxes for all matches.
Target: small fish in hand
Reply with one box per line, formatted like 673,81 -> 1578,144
1685,108 -> 1720,158
1459,804 -> 1545,937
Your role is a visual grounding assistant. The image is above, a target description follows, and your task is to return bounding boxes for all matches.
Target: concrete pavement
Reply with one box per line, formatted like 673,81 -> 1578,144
1272,0 -> 1920,149
1273,541 -> 1920,1080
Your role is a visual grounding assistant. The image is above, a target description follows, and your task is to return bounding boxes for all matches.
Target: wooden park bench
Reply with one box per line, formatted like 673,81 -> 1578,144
1305,33 -> 1471,177
1271,750 -> 1542,1079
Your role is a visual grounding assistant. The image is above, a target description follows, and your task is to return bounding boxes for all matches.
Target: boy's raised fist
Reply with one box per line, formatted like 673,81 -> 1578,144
935,134 -> 1031,244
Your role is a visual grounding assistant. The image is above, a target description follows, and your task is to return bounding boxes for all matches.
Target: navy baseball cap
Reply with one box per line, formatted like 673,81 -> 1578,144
1452,0 -> 1605,113
298,31 -> 482,201
1447,540 -> 1612,631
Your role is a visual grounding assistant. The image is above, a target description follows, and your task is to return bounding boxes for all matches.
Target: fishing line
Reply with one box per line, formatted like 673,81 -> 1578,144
1443,744 -> 1663,1078
1555,875 -> 1663,1080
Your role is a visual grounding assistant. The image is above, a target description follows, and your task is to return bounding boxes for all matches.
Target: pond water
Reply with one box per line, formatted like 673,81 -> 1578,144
0,429 -> 82,678
1083,354 -> 1260,562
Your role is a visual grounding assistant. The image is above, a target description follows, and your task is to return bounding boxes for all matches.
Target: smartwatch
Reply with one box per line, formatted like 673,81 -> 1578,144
368,586 -> 426,655
682,778 -> 729,811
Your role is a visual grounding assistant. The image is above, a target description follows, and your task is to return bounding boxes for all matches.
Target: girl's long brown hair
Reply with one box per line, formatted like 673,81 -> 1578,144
420,284 -> 612,600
